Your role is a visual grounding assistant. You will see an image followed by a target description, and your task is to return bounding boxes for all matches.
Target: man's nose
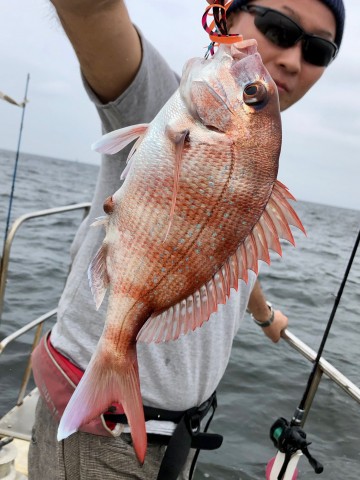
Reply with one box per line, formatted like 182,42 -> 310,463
276,42 -> 303,74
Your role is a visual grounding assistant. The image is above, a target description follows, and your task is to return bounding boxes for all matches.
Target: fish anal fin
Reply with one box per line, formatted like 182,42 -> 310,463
57,344 -> 147,464
92,123 -> 149,155
88,245 -> 110,310
244,234 -> 258,274
237,244 -> 249,284
252,222 -> 271,264
228,253 -> 239,290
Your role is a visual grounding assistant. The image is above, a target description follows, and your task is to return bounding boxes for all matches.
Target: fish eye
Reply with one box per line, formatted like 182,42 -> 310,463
243,82 -> 268,106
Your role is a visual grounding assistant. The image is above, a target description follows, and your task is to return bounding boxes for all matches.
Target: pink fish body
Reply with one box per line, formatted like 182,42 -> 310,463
58,39 -> 305,463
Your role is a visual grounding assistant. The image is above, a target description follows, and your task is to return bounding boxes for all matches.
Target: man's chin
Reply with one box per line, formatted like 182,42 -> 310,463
279,93 -> 294,112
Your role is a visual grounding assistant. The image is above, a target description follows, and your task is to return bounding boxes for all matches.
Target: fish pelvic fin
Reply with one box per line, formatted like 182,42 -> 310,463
91,123 -> 149,155
88,245 -> 110,310
137,180 -> 305,344
57,343 -> 147,464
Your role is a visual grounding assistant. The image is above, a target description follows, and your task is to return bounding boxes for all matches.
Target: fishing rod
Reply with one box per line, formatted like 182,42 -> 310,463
3,73 -> 30,247
266,228 -> 360,480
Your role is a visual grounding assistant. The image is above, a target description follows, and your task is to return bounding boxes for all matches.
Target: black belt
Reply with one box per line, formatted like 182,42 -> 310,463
104,391 -> 223,480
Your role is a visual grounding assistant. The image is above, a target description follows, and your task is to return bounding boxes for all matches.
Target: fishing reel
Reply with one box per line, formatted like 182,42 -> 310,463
270,417 -> 323,477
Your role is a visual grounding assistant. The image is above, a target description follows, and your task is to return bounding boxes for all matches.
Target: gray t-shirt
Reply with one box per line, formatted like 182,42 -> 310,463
51,33 -> 256,419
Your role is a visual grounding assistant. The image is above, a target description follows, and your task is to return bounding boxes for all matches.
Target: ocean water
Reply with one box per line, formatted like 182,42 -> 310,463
0,149 -> 359,479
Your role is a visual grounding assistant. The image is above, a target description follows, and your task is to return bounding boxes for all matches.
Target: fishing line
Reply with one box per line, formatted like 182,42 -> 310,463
268,228 -> 360,479
294,227 -> 360,419
3,74 -> 30,247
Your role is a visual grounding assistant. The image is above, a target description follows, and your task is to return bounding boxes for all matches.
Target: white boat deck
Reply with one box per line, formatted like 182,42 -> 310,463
0,389 -> 39,478
0,388 -> 38,441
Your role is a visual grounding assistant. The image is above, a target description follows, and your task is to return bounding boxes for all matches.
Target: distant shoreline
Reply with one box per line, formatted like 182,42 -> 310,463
0,147 -> 100,169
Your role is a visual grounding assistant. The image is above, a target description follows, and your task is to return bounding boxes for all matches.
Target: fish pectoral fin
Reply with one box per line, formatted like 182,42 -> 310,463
57,343 -> 147,464
163,127 -> 190,240
190,80 -> 232,132
91,123 -> 149,155
88,245 -> 110,310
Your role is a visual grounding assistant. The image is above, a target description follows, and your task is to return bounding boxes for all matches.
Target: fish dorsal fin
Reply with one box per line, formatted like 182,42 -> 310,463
88,245 -> 110,310
91,123 -> 149,155
272,181 -> 306,233
137,180 -> 305,344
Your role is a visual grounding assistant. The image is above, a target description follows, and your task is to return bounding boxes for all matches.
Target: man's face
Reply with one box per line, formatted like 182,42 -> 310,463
229,0 -> 337,111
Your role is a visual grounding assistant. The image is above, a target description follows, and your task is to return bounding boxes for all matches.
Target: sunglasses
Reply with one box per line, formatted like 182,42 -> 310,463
239,5 -> 338,67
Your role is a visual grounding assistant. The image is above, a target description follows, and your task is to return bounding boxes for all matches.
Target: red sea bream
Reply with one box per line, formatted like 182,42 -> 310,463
57,39 -> 305,462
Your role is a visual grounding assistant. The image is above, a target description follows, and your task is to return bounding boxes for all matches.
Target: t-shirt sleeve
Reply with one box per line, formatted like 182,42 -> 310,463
82,29 -> 180,133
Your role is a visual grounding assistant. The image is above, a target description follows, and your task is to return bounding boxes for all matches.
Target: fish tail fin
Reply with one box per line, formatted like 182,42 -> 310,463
120,361 -> 147,464
57,344 -> 147,464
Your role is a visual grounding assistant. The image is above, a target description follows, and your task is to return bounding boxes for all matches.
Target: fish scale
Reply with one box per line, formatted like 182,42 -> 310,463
58,39 -> 305,464
119,145 -> 240,298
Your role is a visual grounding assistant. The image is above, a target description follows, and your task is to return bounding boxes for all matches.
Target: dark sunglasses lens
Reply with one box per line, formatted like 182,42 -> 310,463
253,9 -> 337,67
303,38 -> 336,67
254,10 -> 302,48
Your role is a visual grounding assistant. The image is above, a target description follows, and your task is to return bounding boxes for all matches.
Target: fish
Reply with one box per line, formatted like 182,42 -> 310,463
57,38 -> 305,463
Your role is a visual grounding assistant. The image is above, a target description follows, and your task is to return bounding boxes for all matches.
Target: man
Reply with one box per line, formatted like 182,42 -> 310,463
29,1 -> 345,479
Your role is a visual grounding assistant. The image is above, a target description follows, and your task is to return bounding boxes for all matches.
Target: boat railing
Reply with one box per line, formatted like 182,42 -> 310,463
281,329 -> 360,425
0,203 -> 90,443
0,309 -> 57,407
0,202 -> 91,322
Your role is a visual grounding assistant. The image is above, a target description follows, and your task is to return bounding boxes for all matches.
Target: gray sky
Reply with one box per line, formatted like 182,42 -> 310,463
0,1 -> 359,210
